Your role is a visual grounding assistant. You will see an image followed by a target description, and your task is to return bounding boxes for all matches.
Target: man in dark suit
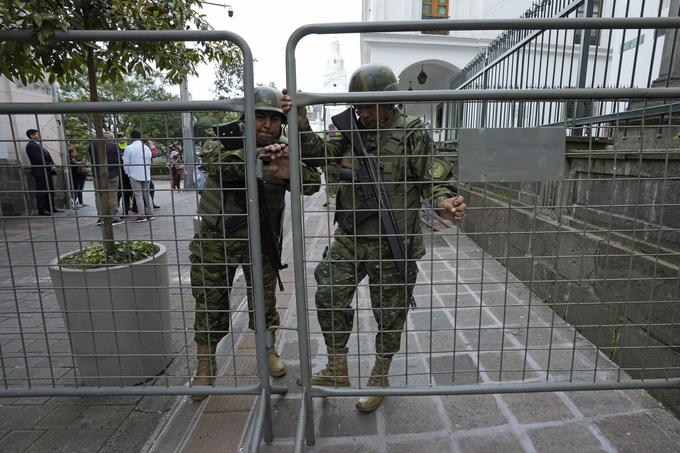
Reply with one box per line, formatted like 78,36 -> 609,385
25,129 -> 62,216
90,131 -> 124,225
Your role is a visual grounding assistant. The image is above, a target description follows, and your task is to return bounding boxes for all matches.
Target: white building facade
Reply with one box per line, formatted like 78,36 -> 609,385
361,0 -> 538,84
0,77 -> 66,214
309,39 -> 350,132
360,0 -> 537,128
360,0 -> 674,131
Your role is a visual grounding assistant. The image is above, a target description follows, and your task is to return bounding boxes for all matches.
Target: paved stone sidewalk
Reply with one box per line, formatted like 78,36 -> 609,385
0,180 -> 200,452
2,182 -> 680,452
176,194 -> 680,452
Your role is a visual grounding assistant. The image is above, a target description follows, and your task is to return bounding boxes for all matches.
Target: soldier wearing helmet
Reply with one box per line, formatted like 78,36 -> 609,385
268,64 -> 466,413
189,86 -> 321,400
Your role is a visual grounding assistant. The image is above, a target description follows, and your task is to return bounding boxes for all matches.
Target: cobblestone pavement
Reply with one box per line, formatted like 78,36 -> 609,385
2,181 -> 680,452
171,191 -> 680,452
1,180 -> 203,452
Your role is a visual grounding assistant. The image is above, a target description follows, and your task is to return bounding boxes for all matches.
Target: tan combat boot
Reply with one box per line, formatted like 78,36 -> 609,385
309,346 -> 351,386
191,343 -> 217,402
267,346 -> 287,378
356,355 -> 392,413
266,330 -> 287,378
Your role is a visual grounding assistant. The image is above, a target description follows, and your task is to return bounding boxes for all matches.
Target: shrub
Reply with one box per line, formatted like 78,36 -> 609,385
60,240 -> 159,268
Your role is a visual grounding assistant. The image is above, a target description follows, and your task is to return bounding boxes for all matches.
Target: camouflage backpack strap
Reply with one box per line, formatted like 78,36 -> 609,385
380,114 -> 425,181
381,114 -> 422,155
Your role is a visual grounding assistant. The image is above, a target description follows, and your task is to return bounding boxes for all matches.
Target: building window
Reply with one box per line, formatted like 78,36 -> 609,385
422,0 -> 449,19
422,0 -> 449,35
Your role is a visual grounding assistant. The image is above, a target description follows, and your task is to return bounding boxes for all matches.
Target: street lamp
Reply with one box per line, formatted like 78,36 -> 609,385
201,1 -> 233,16
417,64 -> 428,85
181,1 -> 234,189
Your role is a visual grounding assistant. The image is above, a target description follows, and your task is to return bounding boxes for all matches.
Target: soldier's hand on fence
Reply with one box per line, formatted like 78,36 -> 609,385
260,143 -> 288,160
281,88 -> 309,129
437,195 -> 466,222
265,156 -> 290,180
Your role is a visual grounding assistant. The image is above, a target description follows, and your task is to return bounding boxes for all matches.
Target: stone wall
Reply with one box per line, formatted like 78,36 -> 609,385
457,125 -> 680,416
0,163 -> 69,215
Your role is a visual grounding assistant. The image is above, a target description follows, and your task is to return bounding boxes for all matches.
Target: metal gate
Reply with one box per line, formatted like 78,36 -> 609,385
0,29 -> 286,450
284,13 -> 680,450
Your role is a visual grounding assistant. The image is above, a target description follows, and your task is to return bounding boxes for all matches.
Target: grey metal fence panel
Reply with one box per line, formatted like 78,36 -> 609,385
0,29 -> 284,450
285,16 -> 680,450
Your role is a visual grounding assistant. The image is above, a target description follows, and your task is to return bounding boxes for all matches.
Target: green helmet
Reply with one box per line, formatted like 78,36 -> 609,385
254,86 -> 286,122
348,64 -> 398,92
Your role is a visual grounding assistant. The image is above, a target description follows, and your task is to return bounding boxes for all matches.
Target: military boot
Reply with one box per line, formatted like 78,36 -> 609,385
296,346 -> 350,387
356,355 -> 392,413
266,330 -> 286,378
191,343 -> 217,402
310,346 -> 350,386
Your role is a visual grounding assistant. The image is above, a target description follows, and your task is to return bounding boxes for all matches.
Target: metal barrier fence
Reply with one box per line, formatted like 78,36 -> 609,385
285,17 -> 680,450
0,30 -> 287,450
451,0 -> 676,133
2,16 -> 680,453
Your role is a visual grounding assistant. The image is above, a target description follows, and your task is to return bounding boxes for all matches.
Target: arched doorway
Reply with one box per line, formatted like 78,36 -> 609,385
397,60 -> 460,142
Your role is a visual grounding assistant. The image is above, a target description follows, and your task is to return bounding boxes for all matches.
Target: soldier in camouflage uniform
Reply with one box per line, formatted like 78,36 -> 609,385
190,86 -> 321,401
270,64 -> 466,412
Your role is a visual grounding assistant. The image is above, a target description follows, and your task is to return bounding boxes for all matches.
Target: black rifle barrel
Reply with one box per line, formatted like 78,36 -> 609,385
331,108 -> 408,281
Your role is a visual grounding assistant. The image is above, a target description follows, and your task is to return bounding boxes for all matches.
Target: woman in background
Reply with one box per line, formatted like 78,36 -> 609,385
168,149 -> 185,191
68,148 -> 88,208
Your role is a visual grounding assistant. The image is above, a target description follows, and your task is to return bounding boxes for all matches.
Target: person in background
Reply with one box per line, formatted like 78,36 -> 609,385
25,128 -> 62,216
146,139 -> 160,209
168,149 -> 185,191
68,148 -> 88,209
123,130 -> 154,222
130,139 -> 160,212
196,156 -> 207,189
116,132 -> 134,216
90,131 -> 124,226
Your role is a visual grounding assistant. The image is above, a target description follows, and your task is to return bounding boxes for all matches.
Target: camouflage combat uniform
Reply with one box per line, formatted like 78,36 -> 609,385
299,108 -> 457,357
190,136 -> 321,347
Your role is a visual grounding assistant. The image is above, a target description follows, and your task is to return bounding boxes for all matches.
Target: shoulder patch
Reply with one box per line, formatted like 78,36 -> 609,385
427,157 -> 452,180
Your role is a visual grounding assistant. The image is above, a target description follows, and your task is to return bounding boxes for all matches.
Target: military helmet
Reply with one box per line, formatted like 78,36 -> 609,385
253,86 -> 286,122
348,64 -> 398,92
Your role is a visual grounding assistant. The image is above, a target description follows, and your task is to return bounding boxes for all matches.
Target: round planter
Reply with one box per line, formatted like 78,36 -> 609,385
49,243 -> 173,386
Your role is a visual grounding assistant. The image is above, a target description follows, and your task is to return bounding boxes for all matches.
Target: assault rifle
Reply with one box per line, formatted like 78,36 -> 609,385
256,179 -> 287,291
213,120 -> 287,290
331,107 -> 408,283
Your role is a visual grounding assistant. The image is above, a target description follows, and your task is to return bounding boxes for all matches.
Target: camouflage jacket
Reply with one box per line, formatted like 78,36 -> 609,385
198,138 -> 321,237
299,108 -> 457,256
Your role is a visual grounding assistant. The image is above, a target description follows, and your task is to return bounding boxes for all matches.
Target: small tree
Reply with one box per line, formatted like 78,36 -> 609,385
213,53 -> 245,99
58,71 -> 183,154
0,0 -> 242,255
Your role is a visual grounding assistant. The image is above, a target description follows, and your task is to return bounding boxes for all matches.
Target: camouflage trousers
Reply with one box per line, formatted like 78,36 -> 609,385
190,224 -> 280,346
314,233 -> 417,357
324,163 -> 340,198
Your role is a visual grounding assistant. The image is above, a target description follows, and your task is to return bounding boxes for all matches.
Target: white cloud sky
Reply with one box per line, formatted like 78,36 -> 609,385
186,0 -> 363,100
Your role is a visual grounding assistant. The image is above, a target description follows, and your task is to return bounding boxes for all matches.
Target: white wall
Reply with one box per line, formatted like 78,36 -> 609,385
605,0 -> 667,89
0,77 -> 63,165
360,0 -> 540,77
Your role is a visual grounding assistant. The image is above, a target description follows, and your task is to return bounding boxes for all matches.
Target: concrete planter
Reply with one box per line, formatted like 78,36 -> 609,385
49,243 -> 173,385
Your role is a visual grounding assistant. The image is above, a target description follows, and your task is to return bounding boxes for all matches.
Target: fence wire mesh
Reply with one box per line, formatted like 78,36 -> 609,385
0,27 -> 285,451
0,111 -> 275,390
1,9 -> 680,452
285,12 -> 680,450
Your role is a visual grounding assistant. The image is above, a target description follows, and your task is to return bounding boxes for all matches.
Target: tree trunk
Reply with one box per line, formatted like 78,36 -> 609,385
87,47 -> 115,255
